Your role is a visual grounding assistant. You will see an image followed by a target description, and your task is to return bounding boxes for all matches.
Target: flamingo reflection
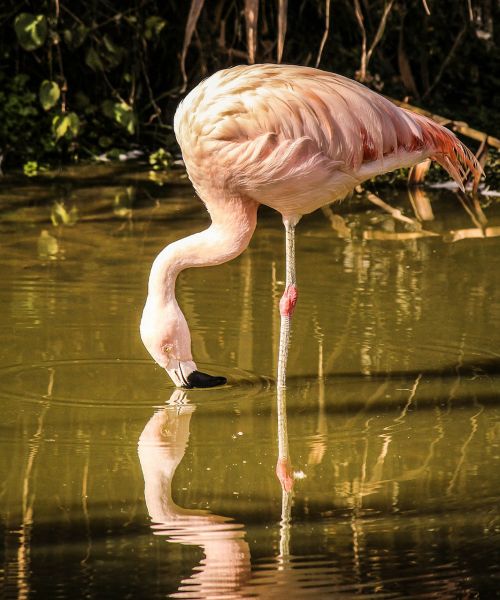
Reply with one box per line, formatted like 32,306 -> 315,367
138,390 -> 251,598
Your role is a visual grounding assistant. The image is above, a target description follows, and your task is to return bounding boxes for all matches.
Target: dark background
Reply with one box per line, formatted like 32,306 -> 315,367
0,0 -> 498,170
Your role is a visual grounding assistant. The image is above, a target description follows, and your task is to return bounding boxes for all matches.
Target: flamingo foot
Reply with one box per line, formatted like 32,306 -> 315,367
279,285 -> 298,317
276,457 -> 294,492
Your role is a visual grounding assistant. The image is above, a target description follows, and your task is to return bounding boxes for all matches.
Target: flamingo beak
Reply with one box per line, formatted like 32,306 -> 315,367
166,360 -> 227,389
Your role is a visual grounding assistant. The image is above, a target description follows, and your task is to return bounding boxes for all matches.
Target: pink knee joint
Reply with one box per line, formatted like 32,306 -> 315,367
279,284 -> 298,317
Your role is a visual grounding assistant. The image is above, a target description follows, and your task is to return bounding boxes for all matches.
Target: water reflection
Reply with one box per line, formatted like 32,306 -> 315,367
138,391 -> 251,598
275,384 -> 294,560
275,385 -> 294,493
323,185 -> 500,244
138,388 -> 300,598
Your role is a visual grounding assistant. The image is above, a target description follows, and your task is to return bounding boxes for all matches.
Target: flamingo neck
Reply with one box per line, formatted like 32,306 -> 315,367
147,228 -> 218,304
147,195 -> 259,306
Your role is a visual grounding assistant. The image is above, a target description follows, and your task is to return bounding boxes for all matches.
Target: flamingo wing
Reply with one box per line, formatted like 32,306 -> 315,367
175,64 -> 480,216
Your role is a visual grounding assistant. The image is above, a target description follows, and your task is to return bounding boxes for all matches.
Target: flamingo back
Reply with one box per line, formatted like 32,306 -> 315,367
174,65 -> 481,217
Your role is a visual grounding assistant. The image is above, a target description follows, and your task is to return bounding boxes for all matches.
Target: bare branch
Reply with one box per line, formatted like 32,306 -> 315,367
315,0 -> 331,68
355,0 -> 395,81
398,14 -> 420,97
353,0 -> 367,81
277,0 -> 288,63
366,0 -> 395,67
466,0 -> 474,21
423,24 -> 467,100
180,0 -> 205,92
245,0 -> 259,64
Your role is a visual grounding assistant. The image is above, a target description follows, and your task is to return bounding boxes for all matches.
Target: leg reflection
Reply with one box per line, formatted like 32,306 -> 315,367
275,385 -> 294,493
138,390 -> 250,598
275,384 -> 294,563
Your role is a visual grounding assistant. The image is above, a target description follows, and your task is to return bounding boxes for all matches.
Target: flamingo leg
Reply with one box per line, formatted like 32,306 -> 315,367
277,217 -> 299,389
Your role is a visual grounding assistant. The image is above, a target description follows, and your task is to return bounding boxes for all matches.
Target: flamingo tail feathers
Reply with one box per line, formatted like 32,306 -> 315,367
413,113 -> 483,192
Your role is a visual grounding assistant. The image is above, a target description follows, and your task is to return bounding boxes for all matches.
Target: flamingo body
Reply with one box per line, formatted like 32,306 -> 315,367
141,64 -> 481,387
174,64 -> 478,217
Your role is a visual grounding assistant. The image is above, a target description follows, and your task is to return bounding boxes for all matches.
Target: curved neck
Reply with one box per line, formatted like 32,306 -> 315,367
147,195 -> 258,304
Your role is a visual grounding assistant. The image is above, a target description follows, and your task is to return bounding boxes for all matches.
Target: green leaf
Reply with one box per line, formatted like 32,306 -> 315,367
144,16 -> 167,40
14,13 -> 48,51
101,35 -> 125,69
52,112 -> 80,140
101,99 -> 115,119
102,101 -> 136,135
66,112 -> 80,136
149,148 -> 172,169
39,80 -> 60,111
107,147 -> 124,159
23,161 -> 39,177
85,46 -> 103,71
103,35 -> 120,55
63,28 -> 72,46
63,24 -> 88,49
115,102 -> 136,134
98,136 -> 112,148
52,114 -> 68,139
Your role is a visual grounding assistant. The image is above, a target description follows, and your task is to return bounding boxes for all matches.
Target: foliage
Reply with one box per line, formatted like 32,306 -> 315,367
39,80 -> 60,110
14,12 -> 48,51
0,73 -> 52,165
23,160 -> 40,177
0,1 -> 498,172
50,201 -> 79,227
149,148 -> 172,170
483,148 -> 500,188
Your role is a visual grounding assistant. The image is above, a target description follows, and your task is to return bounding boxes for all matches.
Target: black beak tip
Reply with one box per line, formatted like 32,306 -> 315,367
183,370 -> 227,389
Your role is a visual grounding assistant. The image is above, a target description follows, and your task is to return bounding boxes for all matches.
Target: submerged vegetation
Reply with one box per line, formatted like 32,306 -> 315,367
0,0 -> 498,175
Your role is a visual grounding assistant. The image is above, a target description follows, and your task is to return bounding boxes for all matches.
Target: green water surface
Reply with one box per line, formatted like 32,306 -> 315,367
0,165 -> 499,598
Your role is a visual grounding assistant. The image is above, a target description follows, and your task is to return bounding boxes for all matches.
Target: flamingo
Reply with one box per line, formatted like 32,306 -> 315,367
140,64 -> 481,389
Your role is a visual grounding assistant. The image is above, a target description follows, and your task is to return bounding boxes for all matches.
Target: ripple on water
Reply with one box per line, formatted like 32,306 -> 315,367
0,359 -> 271,408
381,337 -> 500,369
244,554 -> 474,599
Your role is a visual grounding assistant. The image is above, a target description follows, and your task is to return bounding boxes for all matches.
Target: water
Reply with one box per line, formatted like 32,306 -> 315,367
0,165 -> 499,598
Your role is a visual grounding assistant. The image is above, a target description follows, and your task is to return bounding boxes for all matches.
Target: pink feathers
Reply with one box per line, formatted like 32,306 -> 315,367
411,112 -> 482,190
175,64 -> 481,216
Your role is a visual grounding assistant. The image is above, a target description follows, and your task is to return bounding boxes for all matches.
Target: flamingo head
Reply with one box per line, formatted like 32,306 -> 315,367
140,298 -> 227,389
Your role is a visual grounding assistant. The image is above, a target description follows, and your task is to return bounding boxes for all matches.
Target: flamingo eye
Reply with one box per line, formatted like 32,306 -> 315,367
162,343 -> 173,354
